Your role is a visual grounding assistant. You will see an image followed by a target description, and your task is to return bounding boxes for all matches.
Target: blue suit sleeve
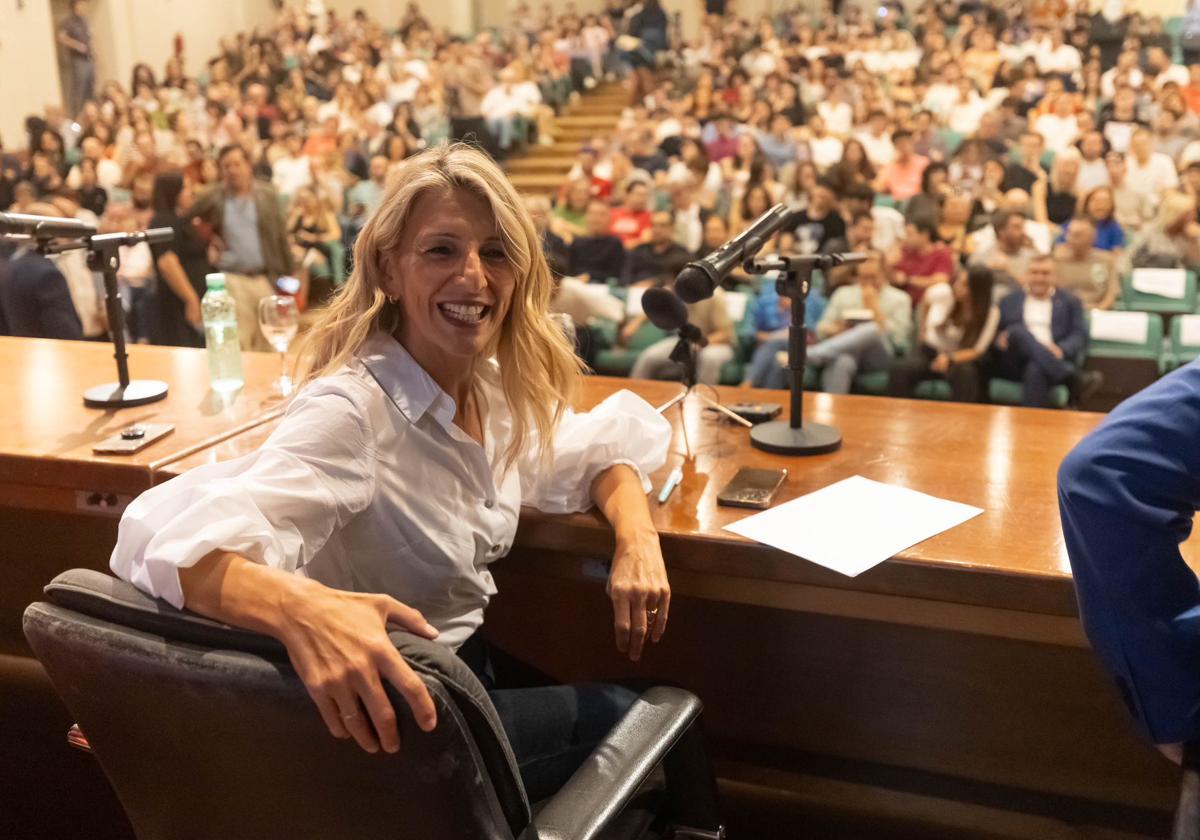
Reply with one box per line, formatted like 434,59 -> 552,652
1058,359 -> 1200,744
39,266 -> 83,340
1057,294 -> 1087,361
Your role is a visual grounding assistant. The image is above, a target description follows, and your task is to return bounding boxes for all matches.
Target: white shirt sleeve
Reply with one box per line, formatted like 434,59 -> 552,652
109,381 -> 378,608
520,390 -> 671,515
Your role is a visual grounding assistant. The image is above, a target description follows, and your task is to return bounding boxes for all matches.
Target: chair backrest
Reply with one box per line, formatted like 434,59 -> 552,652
1087,310 -> 1165,360
1172,314 -> 1200,366
1121,270 -> 1198,315
23,570 -> 530,840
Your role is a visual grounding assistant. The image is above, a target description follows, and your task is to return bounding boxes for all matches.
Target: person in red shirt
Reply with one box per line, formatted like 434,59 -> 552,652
889,220 -> 955,305
1184,64 -> 1200,115
874,130 -> 930,203
608,180 -> 653,246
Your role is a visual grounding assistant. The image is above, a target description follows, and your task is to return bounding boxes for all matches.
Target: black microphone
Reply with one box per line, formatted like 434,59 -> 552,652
0,211 -> 98,240
675,203 -> 792,303
642,286 -> 705,345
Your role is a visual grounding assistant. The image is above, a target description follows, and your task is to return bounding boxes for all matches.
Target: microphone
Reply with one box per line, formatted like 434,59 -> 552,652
0,211 -> 98,240
642,286 -> 705,346
107,227 -> 175,247
675,203 -> 793,303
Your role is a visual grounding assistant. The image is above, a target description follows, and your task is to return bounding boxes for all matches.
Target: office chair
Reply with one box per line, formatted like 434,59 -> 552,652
23,569 -> 724,840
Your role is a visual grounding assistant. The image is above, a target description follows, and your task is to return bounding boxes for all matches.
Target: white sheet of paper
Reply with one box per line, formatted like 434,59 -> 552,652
724,290 -> 749,323
1131,268 -> 1187,299
626,286 -> 646,318
723,475 -> 983,578
1180,315 -> 1200,348
1090,310 -> 1150,344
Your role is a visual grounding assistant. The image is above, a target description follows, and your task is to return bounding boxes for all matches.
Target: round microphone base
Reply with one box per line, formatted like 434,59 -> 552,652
83,380 -> 169,409
750,420 -> 842,456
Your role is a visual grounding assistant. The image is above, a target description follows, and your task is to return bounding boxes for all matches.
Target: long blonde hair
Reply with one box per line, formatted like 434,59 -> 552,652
296,143 -> 583,469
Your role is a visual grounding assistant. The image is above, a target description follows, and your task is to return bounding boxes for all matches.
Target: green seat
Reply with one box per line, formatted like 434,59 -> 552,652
592,319 -> 669,377
988,378 -> 1070,408
309,241 -> 346,286
851,369 -> 890,395
937,129 -> 964,155
1166,16 -> 1185,62
1163,314 -> 1200,371
1087,310 -> 1165,359
873,194 -> 899,210
1118,270 -> 1197,315
914,380 -> 952,400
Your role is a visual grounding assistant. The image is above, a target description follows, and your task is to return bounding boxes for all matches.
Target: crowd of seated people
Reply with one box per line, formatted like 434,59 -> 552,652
3,0 -> 1200,411
1,0 -> 625,348
534,0 -> 1200,409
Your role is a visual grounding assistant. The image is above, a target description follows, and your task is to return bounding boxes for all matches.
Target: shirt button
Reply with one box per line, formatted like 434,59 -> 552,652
484,499 -> 495,509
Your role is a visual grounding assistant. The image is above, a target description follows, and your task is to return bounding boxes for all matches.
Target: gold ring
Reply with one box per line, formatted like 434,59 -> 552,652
646,607 -> 659,617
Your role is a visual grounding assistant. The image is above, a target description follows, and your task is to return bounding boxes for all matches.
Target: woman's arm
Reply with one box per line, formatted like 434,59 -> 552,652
156,251 -> 203,328
178,550 -> 438,755
590,464 -> 670,662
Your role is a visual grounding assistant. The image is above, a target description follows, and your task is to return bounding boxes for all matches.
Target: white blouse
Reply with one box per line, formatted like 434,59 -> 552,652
110,333 -> 671,649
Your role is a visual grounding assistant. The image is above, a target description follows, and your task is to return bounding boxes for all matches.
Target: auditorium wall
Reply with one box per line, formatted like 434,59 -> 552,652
0,0 -> 63,151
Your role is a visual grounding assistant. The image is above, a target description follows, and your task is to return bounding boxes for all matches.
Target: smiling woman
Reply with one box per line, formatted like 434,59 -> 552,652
108,143 -> 674,801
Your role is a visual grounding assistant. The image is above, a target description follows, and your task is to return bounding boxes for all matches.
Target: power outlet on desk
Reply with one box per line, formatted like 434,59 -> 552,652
74,490 -> 132,517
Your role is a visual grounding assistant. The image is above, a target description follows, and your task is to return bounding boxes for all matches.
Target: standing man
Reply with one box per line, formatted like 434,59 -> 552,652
991,255 -> 1088,408
56,0 -> 95,118
189,145 -> 292,351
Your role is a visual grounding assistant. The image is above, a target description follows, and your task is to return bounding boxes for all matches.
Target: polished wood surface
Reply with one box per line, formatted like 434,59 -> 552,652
161,373 -> 1200,629
0,337 -> 286,501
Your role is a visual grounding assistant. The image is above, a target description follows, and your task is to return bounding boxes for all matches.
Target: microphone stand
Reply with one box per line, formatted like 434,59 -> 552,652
740,252 -> 846,456
656,323 -> 752,458
7,224 -> 175,408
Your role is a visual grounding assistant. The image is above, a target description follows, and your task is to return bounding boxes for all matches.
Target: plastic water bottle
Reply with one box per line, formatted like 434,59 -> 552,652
202,273 -> 244,393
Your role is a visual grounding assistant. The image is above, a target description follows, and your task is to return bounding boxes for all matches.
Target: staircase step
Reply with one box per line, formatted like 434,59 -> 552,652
508,173 -> 569,191
504,158 -> 576,173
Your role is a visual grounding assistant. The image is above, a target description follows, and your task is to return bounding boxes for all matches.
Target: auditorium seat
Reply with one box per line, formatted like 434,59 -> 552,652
23,570 -> 723,840
1164,314 -> 1200,371
1118,270 -> 1197,317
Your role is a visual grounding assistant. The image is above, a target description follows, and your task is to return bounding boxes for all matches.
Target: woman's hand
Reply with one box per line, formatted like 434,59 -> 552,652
591,464 -> 671,662
607,529 -> 671,662
277,579 -> 441,754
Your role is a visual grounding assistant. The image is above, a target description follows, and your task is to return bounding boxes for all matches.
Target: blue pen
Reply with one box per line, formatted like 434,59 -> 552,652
657,466 -> 683,504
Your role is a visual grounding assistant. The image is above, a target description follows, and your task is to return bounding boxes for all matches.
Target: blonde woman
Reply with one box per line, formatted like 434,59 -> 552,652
109,145 -> 672,801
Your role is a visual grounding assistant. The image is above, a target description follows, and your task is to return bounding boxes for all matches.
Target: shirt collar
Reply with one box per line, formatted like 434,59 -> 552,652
360,332 -> 458,430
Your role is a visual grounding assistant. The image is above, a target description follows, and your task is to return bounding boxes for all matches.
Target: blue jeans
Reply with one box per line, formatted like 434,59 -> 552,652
806,321 -> 895,394
458,633 -> 637,802
745,322 -> 894,393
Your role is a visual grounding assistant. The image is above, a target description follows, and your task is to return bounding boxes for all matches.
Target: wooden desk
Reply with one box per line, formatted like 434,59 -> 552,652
163,373 -> 1194,834
0,336 -> 286,511
3,341 -> 1192,837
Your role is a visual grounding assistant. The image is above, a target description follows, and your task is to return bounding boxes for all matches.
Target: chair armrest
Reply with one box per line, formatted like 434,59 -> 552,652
521,686 -> 705,840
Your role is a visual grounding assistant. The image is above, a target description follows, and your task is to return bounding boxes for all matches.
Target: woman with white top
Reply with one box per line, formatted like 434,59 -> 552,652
887,266 -> 1001,403
109,144 -> 673,801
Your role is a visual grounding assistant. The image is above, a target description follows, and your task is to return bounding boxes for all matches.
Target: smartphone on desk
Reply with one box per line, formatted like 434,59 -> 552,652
716,468 -> 788,510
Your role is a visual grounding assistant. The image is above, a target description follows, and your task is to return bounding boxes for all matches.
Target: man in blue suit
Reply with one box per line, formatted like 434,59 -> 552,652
0,247 -> 83,340
1059,359 -> 1200,763
992,254 -> 1088,407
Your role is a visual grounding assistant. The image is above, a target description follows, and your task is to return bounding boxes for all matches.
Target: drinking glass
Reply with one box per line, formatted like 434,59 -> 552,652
258,295 -> 300,395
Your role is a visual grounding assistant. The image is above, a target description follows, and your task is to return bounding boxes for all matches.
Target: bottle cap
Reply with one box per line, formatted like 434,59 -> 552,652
205,273 -> 226,289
